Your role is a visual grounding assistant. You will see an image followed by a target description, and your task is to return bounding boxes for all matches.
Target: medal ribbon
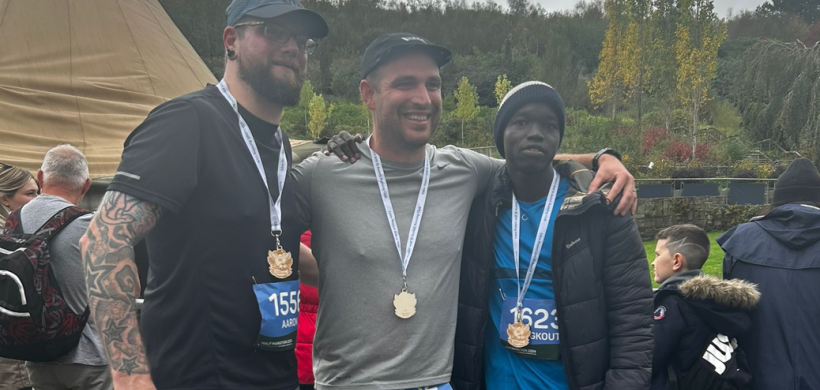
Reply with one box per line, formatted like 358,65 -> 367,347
368,137 -> 430,289
512,169 -> 560,320
216,80 -> 288,236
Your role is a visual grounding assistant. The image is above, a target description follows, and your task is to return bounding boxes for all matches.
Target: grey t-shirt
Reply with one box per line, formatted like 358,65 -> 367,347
293,143 -> 502,390
19,194 -> 107,366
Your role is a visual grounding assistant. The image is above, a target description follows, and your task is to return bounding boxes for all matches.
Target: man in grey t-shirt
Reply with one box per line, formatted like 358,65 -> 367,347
293,34 -> 636,390
19,145 -> 111,390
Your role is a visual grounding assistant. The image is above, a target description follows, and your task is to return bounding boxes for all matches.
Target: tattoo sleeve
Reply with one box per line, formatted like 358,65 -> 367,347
82,191 -> 163,377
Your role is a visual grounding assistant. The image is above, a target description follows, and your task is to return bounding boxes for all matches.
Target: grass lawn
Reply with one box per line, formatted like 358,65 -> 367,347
644,231 -> 725,288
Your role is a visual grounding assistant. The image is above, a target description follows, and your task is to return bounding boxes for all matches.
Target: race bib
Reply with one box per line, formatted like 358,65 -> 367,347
253,280 -> 299,351
498,298 -> 561,360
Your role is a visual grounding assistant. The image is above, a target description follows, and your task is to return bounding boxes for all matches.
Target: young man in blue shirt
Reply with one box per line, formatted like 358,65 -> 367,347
453,82 -> 654,390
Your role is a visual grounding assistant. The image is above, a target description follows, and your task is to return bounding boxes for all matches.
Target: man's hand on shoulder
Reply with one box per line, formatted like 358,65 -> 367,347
589,154 -> 637,217
323,131 -> 363,164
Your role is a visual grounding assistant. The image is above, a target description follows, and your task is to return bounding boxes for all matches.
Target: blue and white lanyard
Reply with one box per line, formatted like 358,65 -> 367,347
512,169 -> 560,320
368,137 -> 430,290
216,80 -> 287,237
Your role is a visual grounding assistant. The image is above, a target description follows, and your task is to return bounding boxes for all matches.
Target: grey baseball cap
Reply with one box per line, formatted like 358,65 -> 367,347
226,0 -> 329,38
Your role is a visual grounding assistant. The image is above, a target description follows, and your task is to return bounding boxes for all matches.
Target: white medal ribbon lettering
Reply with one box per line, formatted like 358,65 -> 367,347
217,80 -> 292,278
508,169 -> 560,346
369,137 -> 430,319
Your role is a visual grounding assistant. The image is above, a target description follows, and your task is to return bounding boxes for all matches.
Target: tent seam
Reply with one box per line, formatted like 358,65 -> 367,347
68,0 -> 88,154
115,0 -> 158,97
145,0 -> 207,87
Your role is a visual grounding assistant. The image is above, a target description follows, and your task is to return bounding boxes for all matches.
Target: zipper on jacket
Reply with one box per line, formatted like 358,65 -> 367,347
551,214 -> 582,390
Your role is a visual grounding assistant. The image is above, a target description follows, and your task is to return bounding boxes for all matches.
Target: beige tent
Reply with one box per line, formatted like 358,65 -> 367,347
0,0 -> 217,178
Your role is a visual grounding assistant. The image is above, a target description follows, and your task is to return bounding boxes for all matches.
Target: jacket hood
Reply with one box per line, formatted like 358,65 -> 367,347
753,203 -> 820,250
718,203 -> 820,269
679,275 -> 760,335
679,275 -> 760,311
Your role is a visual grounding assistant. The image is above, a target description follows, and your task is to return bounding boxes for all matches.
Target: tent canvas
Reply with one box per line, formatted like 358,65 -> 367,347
0,0 -> 217,178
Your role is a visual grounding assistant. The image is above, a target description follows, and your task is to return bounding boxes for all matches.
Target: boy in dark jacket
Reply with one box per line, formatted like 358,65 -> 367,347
452,82 -> 653,390
651,224 -> 760,390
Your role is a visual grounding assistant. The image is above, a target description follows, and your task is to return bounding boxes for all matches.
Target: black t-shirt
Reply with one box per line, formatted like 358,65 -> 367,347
108,85 -> 304,390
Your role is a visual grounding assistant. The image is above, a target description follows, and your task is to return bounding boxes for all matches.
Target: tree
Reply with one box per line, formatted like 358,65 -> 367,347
675,0 -> 726,158
300,80 -> 315,128
589,0 -> 631,119
495,74 -> 512,106
308,94 -> 333,141
453,76 -> 480,145
732,40 -> 820,163
646,0 -> 679,130
757,0 -> 820,25
626,0 -> 652,126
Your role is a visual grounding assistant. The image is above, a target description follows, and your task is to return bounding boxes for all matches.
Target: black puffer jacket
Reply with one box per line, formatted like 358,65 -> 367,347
452,161 -> 654,390
652,272 -> 759,390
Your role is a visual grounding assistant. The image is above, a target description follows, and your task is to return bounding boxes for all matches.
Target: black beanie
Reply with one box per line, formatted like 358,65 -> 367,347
493,81 -> 566,158
772,158 -> 820,206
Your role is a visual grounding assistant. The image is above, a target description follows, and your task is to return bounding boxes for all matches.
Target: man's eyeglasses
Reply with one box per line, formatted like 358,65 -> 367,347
234,21 -> 319,55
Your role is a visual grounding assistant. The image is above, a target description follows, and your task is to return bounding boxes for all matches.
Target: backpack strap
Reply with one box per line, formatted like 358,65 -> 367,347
32,206 -> 92,241
4,208 -> 24,234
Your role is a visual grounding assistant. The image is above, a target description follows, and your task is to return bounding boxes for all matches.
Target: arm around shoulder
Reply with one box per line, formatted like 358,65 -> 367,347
602,215 -> 654,390
455,146 -> 503,195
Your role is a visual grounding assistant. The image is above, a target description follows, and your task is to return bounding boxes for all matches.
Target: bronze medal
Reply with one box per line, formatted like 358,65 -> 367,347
393,289 -> 417,319
268,248 -> 293,279
507,321 -> 532,348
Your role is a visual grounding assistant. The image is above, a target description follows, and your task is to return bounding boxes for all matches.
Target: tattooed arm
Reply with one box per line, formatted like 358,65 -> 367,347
81,191 -> 163,390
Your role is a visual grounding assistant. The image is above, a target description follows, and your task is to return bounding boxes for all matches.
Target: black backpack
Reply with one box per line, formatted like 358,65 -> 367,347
0,206 -> 91,361
669,332 -> 752,390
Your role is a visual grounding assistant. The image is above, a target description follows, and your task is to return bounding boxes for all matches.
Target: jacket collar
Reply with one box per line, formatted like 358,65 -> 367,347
489,159 -> 616,216
657,270 -> 704,292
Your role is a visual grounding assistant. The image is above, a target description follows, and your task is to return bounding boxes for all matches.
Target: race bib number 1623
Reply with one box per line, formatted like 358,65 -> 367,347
498,298 -> 561,360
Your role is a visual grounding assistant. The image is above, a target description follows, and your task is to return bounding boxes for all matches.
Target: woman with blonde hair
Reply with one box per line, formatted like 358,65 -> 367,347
0,162 -> 39,390
0,163 -> 40,227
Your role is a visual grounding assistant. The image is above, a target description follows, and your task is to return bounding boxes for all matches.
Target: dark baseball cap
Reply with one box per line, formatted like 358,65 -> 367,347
360,33 -> 452,79
226,0 -> 329,38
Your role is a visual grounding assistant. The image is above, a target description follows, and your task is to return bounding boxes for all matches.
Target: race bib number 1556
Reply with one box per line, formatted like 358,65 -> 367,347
253,280 -> 299,351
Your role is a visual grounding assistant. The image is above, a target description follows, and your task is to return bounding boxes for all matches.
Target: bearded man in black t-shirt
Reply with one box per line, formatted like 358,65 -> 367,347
79,1 -> 328,389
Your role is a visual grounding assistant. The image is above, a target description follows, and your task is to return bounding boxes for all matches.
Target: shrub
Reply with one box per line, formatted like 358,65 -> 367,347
665,141 -> 692,163
704,99 -> 742,135
642,127 -> 668,154
768,164 -> 787,179
695,142 -> 713,162
671,167 -> 710,183
733,169 -> 758,178
716,139 -> 748,164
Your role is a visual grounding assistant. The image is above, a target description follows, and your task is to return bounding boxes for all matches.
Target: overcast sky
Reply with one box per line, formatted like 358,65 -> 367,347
496,0 -> 769,19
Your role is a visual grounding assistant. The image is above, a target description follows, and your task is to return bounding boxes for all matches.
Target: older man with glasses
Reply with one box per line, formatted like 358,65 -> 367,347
80,0 -> 329,389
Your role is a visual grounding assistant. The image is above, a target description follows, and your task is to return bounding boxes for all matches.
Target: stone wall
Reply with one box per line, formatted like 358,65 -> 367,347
635,196 -> 766,240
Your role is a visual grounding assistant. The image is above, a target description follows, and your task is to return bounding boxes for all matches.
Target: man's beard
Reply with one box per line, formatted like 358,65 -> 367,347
238,55 -> 304,107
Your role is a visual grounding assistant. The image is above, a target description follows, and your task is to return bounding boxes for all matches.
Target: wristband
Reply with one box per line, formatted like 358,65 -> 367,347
592,148 -> 621,171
